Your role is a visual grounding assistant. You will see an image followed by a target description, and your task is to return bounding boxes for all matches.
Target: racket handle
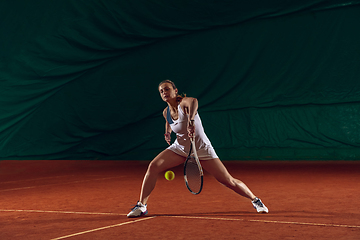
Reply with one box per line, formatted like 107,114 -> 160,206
191,139 -> 203,175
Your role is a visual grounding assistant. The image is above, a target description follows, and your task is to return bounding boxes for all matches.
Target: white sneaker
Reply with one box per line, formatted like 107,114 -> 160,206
252,198 -> 268,213
127,201 -> 148,218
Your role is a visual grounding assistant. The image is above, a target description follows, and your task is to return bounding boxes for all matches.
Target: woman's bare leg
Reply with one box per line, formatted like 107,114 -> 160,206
140,149 -> 185,205
201,158 -> 256,200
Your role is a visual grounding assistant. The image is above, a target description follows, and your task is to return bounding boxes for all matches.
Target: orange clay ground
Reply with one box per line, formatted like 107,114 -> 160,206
0,160 -> 359,239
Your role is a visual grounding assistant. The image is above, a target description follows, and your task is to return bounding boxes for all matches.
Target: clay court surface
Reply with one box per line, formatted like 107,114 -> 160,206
0,160 -> 359,239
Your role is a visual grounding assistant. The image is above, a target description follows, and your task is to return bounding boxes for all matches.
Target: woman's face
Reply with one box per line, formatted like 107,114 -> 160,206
159,82 -> 178,102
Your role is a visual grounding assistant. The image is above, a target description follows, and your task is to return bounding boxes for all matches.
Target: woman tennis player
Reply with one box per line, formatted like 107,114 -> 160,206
127,80 -> 268,217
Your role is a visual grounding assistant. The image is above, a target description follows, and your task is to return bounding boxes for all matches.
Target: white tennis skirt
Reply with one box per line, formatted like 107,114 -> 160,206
167,142 -> 218,160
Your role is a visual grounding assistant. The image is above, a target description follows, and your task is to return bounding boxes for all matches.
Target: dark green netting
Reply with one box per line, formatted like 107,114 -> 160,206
1,0 -> 360,160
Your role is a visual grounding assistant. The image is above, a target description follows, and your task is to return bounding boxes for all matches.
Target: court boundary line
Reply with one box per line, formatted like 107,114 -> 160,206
0,174 -> 115,185
165,215 -> 360,229
0,175 -> 77,185
0,176 -> 123,192
50,217 -> 156,240
2,209 -> 359,229
0,209 -> 126,216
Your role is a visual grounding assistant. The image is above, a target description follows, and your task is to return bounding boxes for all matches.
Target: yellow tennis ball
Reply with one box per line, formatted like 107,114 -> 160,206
165,170 -> 175,181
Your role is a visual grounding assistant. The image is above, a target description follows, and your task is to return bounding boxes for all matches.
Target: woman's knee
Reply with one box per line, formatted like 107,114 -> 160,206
218,176 -> 244,190
147,159 -> 164,175
146,150 -> 184,174
216,175 -> 233,187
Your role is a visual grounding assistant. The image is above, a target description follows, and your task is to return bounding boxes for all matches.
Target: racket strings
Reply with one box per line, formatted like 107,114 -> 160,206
184,157 -> 202,194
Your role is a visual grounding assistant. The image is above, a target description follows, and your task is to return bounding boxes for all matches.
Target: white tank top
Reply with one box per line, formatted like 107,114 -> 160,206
167,104 -> 213,153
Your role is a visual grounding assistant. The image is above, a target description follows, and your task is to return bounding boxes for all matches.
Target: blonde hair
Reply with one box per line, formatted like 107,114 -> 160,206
158,79 -> 186,101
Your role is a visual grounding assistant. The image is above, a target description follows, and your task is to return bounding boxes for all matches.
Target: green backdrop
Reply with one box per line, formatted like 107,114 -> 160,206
1,0 -> 360,160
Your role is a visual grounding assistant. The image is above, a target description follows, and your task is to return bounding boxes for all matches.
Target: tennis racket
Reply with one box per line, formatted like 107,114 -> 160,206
184,138 -> 204,194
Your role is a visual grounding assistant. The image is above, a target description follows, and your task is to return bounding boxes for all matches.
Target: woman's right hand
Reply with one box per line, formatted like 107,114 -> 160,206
164,132 -> 171,145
